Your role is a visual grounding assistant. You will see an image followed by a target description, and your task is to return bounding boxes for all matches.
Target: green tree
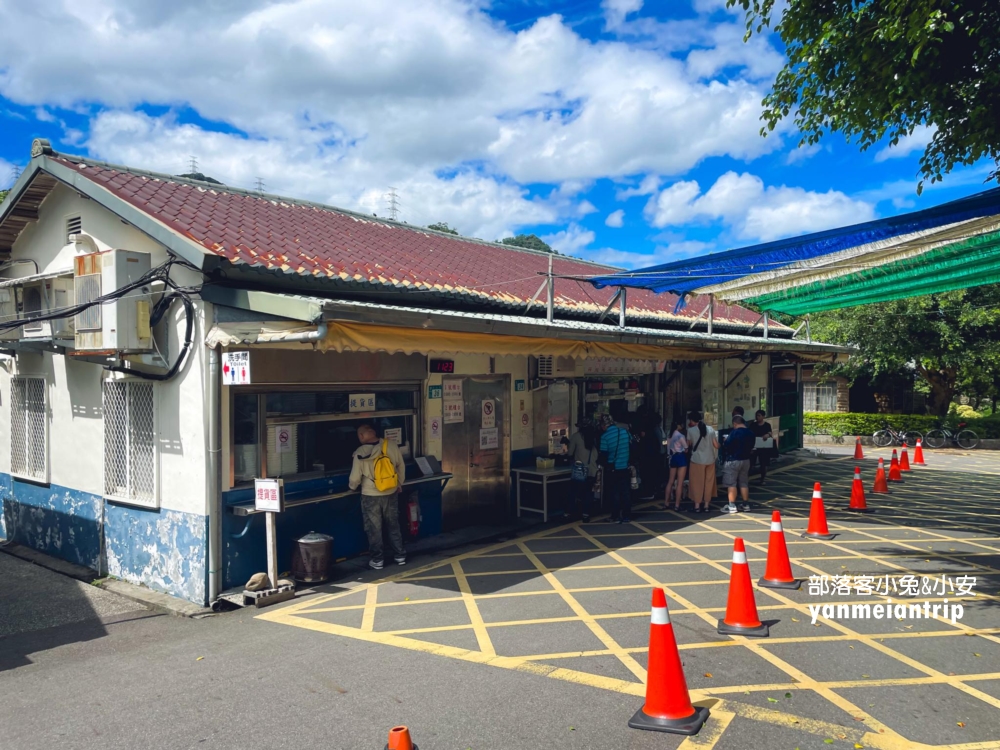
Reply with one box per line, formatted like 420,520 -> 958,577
809,284 -> 1000,416
427,222 -> 459,235
0,189 -> 8,203
500,234 -> 556,253
732,0 -> 1000,190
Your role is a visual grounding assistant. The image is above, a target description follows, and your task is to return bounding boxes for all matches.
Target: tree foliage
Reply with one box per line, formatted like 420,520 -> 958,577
809,284 -> 1000,416
427,222 -> 459,235
731,0 -> 1000,190
500,234 -> 556,253
0,189 -> 8,203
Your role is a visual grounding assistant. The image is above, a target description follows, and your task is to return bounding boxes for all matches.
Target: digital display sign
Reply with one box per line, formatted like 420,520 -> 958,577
430,359 -> 455,373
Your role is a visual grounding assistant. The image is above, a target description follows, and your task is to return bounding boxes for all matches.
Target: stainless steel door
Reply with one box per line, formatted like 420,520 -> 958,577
441,377 -> 509,530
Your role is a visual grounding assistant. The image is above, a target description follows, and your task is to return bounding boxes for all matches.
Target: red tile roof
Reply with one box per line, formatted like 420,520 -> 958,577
56,156 -> 766,328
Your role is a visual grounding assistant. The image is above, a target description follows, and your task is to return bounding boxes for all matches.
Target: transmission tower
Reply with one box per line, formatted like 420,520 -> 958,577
254,177 -> 266,193
384,187 -> 400,221
187,155 -> 199,173
11,165 -> 21,181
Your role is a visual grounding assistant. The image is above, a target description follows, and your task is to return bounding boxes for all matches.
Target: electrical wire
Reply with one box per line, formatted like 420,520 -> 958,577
1,256 -> 202,382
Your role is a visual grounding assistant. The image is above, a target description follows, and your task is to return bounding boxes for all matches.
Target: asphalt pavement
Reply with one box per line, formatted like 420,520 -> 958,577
1,448 -> 998,750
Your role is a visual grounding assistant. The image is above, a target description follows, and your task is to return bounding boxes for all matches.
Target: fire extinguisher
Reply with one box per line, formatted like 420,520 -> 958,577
407,496 -> 420,538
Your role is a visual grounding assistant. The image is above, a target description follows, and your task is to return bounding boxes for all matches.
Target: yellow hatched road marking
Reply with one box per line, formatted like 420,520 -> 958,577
452,559 -> 495,656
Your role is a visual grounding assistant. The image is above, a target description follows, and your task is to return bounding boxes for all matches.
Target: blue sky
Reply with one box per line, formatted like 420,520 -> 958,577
0,0 -> 991,269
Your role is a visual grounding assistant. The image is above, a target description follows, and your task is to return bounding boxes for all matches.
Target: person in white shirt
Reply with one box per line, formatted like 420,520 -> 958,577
685,411 -> 719,513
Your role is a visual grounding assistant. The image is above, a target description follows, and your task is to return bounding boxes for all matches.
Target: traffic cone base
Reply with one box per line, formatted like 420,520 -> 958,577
847,505 -> 874,514
628,705 -> 711,736
757,575 -> 801,590
853,437 -> 864,460
717,618 -> 770,636
801,530 -> 837,540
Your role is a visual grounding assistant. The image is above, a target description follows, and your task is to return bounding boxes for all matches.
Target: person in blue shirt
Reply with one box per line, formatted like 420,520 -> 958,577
598,413 -> 631,523
722,414 -> 756,512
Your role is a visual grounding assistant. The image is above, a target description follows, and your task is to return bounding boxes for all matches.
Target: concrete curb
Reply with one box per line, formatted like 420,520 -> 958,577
805,435 -> 1000,450
94,579 -> 213,619
0,542 -> 212,619
0,542 -> 96,581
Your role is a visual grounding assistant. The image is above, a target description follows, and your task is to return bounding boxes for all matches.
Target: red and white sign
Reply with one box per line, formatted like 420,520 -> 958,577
254,477 -> 284,513
430,417 -> 442,439
276,427 -> 293,454
222,351 -> 251,385
521,412 -> 530,427
481,399 -> 496,428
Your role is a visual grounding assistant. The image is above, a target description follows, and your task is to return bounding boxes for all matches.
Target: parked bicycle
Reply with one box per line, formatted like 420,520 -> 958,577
923,422 -> 980,450
872,422 -> 923,448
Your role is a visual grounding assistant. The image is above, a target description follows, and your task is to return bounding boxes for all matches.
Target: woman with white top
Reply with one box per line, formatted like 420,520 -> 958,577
686,410 -> 719,513
664,420 -> 688,511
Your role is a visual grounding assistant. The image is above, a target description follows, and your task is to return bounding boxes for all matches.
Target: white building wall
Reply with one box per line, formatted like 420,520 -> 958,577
0,185 -> 211,602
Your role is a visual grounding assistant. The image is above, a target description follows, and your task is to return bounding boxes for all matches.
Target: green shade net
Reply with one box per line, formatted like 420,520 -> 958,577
742,230 -> 1000,315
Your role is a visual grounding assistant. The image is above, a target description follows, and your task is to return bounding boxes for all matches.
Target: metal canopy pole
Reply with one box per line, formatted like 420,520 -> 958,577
806,314 -> 811,343
708,294 -> 714,336
763,311 -> 769,340
546,254 -> 554,323
619,287 -> 627,329
598,288 -> 622,325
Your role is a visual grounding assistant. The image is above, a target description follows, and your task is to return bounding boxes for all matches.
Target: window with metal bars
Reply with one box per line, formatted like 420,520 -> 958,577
11,376 -> 47,482
804,381 -> 837,412
103,380 -> 158,507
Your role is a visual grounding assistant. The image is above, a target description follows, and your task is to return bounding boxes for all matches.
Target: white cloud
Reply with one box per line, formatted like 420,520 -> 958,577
86,110 -> 560,240
615,174 -> 661,200
785,143 -> 822,165
874,124 -> 937,163
0,0 -> 782,187
0,157 -> 16,189
685,23 -> 785,81
542,223 -> 596,256
603,0 -> 643,29
605,209 -> 625,228
645,171 -> 876,242
580,240 -> 713,270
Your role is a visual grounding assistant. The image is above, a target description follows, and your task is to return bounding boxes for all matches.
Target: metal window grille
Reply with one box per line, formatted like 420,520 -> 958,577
11,376 -> 47,481
104,380 -> 157,506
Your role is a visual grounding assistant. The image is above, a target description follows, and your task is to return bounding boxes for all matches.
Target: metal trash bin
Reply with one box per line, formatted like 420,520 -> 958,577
291,531 -> 333,583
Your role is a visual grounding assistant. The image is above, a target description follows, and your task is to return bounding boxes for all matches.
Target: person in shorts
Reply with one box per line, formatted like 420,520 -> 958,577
721,414 -> 755,512
664,420 -> 688,511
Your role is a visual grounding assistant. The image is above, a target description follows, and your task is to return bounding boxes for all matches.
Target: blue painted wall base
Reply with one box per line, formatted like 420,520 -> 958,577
0,473 -> 209,605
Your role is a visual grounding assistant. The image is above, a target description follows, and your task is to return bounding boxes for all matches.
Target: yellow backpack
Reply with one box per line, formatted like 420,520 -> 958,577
372,438 -> 399,492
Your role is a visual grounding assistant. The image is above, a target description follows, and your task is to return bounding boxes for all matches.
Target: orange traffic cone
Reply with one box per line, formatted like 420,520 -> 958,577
888,449 -> 904,482
913,438 -> 926,465
873,457 -> 890,494
386,726 -> 416,750
802,482 -> 837,540
853,437 -> 864,460
629,588 -> 710,735
758,511 -> 801,590
848,466 -> 873,513
717,538 -> 769,637
900,444 -> 912,472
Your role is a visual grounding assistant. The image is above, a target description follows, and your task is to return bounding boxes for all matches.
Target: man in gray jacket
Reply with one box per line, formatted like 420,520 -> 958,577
349,424 -> 406,570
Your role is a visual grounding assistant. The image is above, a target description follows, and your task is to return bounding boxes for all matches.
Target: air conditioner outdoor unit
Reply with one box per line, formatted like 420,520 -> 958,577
536,354 -> 585,379
73,249 -> 153,352
20,277 -> 75,340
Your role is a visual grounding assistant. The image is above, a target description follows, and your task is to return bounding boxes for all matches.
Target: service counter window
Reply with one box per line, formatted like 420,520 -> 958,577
231,387 -> 420,484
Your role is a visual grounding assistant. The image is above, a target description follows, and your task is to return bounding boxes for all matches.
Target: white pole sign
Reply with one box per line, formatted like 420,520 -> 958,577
222,351 -> 251,385
254,477 -> 284,513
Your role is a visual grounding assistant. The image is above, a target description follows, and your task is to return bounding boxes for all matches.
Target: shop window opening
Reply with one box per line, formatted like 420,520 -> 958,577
232,388 -> 420,484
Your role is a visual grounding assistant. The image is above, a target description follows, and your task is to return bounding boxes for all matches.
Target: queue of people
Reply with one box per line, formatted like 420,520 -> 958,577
561,405 -> 777,520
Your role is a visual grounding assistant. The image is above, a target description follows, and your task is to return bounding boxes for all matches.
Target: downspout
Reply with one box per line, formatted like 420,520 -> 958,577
261,322 -> 327,344
206,345 -> 222,603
